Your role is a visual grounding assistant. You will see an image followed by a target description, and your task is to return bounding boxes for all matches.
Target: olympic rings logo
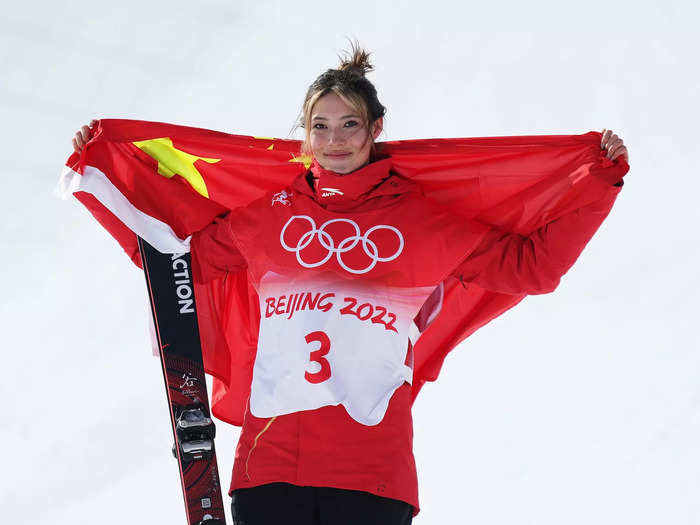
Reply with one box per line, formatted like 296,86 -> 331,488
280,216 -> 404,275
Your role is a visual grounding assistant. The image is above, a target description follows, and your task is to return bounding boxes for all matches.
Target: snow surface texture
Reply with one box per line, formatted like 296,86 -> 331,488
2,1 -> 699,524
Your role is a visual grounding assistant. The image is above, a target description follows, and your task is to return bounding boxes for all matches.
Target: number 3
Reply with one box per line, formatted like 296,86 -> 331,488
304,331 -> 331,384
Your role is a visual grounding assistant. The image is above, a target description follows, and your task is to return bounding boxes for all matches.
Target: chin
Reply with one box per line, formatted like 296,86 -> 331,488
323,157 -> 358,174
330,164 -> 355,174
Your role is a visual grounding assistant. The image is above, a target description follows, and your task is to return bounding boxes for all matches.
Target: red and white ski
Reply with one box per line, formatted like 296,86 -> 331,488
139,237 -> 226,525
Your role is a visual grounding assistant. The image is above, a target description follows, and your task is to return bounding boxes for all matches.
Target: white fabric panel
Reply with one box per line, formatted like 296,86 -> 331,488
58,165 -> 191,253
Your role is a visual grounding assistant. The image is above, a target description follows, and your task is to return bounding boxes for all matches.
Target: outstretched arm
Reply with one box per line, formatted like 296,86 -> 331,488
452,130 -> 628,295
453,185 -> 620,294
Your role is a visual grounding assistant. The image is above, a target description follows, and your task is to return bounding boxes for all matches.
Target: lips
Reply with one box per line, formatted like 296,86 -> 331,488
325,152 -> 352,157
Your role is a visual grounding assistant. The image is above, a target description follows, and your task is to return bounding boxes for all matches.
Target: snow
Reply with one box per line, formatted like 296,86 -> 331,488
2,1 -> 699,523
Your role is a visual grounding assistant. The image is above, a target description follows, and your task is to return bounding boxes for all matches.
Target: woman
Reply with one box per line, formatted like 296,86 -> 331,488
72,44 -> 628,525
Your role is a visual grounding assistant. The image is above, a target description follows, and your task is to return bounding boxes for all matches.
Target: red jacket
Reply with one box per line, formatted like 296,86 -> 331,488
191,155 -> 621,515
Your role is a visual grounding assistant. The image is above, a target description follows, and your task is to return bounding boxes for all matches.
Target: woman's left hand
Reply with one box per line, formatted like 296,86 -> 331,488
601,129 -> 629,162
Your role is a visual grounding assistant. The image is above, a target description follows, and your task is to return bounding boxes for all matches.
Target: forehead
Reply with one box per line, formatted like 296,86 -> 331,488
311,92 -> 360,119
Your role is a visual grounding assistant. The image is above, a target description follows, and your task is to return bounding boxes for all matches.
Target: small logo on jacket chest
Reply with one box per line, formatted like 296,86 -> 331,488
320,187 -> 344,197
271,190 -> 292,206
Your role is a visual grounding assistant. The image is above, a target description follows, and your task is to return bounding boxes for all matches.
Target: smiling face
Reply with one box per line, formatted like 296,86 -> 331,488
309,92 -> 383,174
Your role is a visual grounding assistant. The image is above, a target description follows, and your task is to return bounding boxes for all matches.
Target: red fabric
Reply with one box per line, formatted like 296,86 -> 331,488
64,118 -> 628,427
213,160 -> 476,515
222,160 -> 488,289
232,384 -> 418,513
454,175 -> 621,294
187,155 -> 623,515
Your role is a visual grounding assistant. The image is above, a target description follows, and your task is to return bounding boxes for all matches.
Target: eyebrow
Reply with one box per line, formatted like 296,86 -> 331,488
312,115 -> 360,120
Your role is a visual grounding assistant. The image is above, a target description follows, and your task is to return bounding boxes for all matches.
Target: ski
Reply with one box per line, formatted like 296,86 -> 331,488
138,237 -> 227,525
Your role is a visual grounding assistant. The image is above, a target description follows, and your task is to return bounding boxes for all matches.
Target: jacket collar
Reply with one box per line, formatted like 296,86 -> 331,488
311,156 -> 395,203
291,156 -> 418,211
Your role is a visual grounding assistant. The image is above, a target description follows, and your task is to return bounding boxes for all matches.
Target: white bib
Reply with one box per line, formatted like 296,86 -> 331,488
249,271 -> 434,425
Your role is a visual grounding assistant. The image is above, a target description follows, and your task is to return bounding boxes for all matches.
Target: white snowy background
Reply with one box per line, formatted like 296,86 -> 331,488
2,1 -> 698,523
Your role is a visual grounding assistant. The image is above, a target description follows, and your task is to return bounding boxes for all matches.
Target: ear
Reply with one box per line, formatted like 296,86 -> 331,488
371,117 -> 383,140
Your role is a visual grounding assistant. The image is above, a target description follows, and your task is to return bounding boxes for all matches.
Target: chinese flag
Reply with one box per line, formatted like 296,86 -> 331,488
61,119 -> 628,425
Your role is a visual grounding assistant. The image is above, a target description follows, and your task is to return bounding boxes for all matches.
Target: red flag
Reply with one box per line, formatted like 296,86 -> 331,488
60,119 -> 628,425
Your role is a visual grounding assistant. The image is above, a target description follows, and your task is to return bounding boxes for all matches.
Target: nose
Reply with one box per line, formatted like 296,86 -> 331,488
327,127 -> 345,145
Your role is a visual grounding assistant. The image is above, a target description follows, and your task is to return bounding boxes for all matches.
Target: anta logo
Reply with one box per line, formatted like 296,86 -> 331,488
320,187 -> 343,197
280,216 -> 404,275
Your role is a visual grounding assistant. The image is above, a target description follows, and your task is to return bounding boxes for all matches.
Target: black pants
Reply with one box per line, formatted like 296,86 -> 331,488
231,482 -> 413,525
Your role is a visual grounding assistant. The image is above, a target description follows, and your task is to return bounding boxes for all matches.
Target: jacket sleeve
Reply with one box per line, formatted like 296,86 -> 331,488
452,181 -> 622,295
190,212 -> 248,284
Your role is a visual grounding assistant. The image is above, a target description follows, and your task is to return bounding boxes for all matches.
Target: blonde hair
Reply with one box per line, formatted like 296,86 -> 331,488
296,41 -> 386,157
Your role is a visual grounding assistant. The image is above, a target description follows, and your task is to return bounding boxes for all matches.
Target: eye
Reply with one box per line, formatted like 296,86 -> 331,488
312,123 -> 327,129
344,120 -> 358,128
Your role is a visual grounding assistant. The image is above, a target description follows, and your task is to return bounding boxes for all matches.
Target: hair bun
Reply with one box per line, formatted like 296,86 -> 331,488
338,41 -> 374,77
298,39 -> 386,157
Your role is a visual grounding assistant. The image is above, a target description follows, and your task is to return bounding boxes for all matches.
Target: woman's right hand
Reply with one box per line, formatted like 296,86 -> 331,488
72,119 -> 98,153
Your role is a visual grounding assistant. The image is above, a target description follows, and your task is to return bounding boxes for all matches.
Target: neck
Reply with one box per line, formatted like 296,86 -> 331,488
308,157 -> 393,205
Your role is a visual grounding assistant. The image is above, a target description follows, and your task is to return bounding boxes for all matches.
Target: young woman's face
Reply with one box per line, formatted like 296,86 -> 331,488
309,92 -> 383,174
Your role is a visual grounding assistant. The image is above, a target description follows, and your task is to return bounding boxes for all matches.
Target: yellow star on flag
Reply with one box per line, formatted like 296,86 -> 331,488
133,137 -> 220,198
288,154 -> 313,170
